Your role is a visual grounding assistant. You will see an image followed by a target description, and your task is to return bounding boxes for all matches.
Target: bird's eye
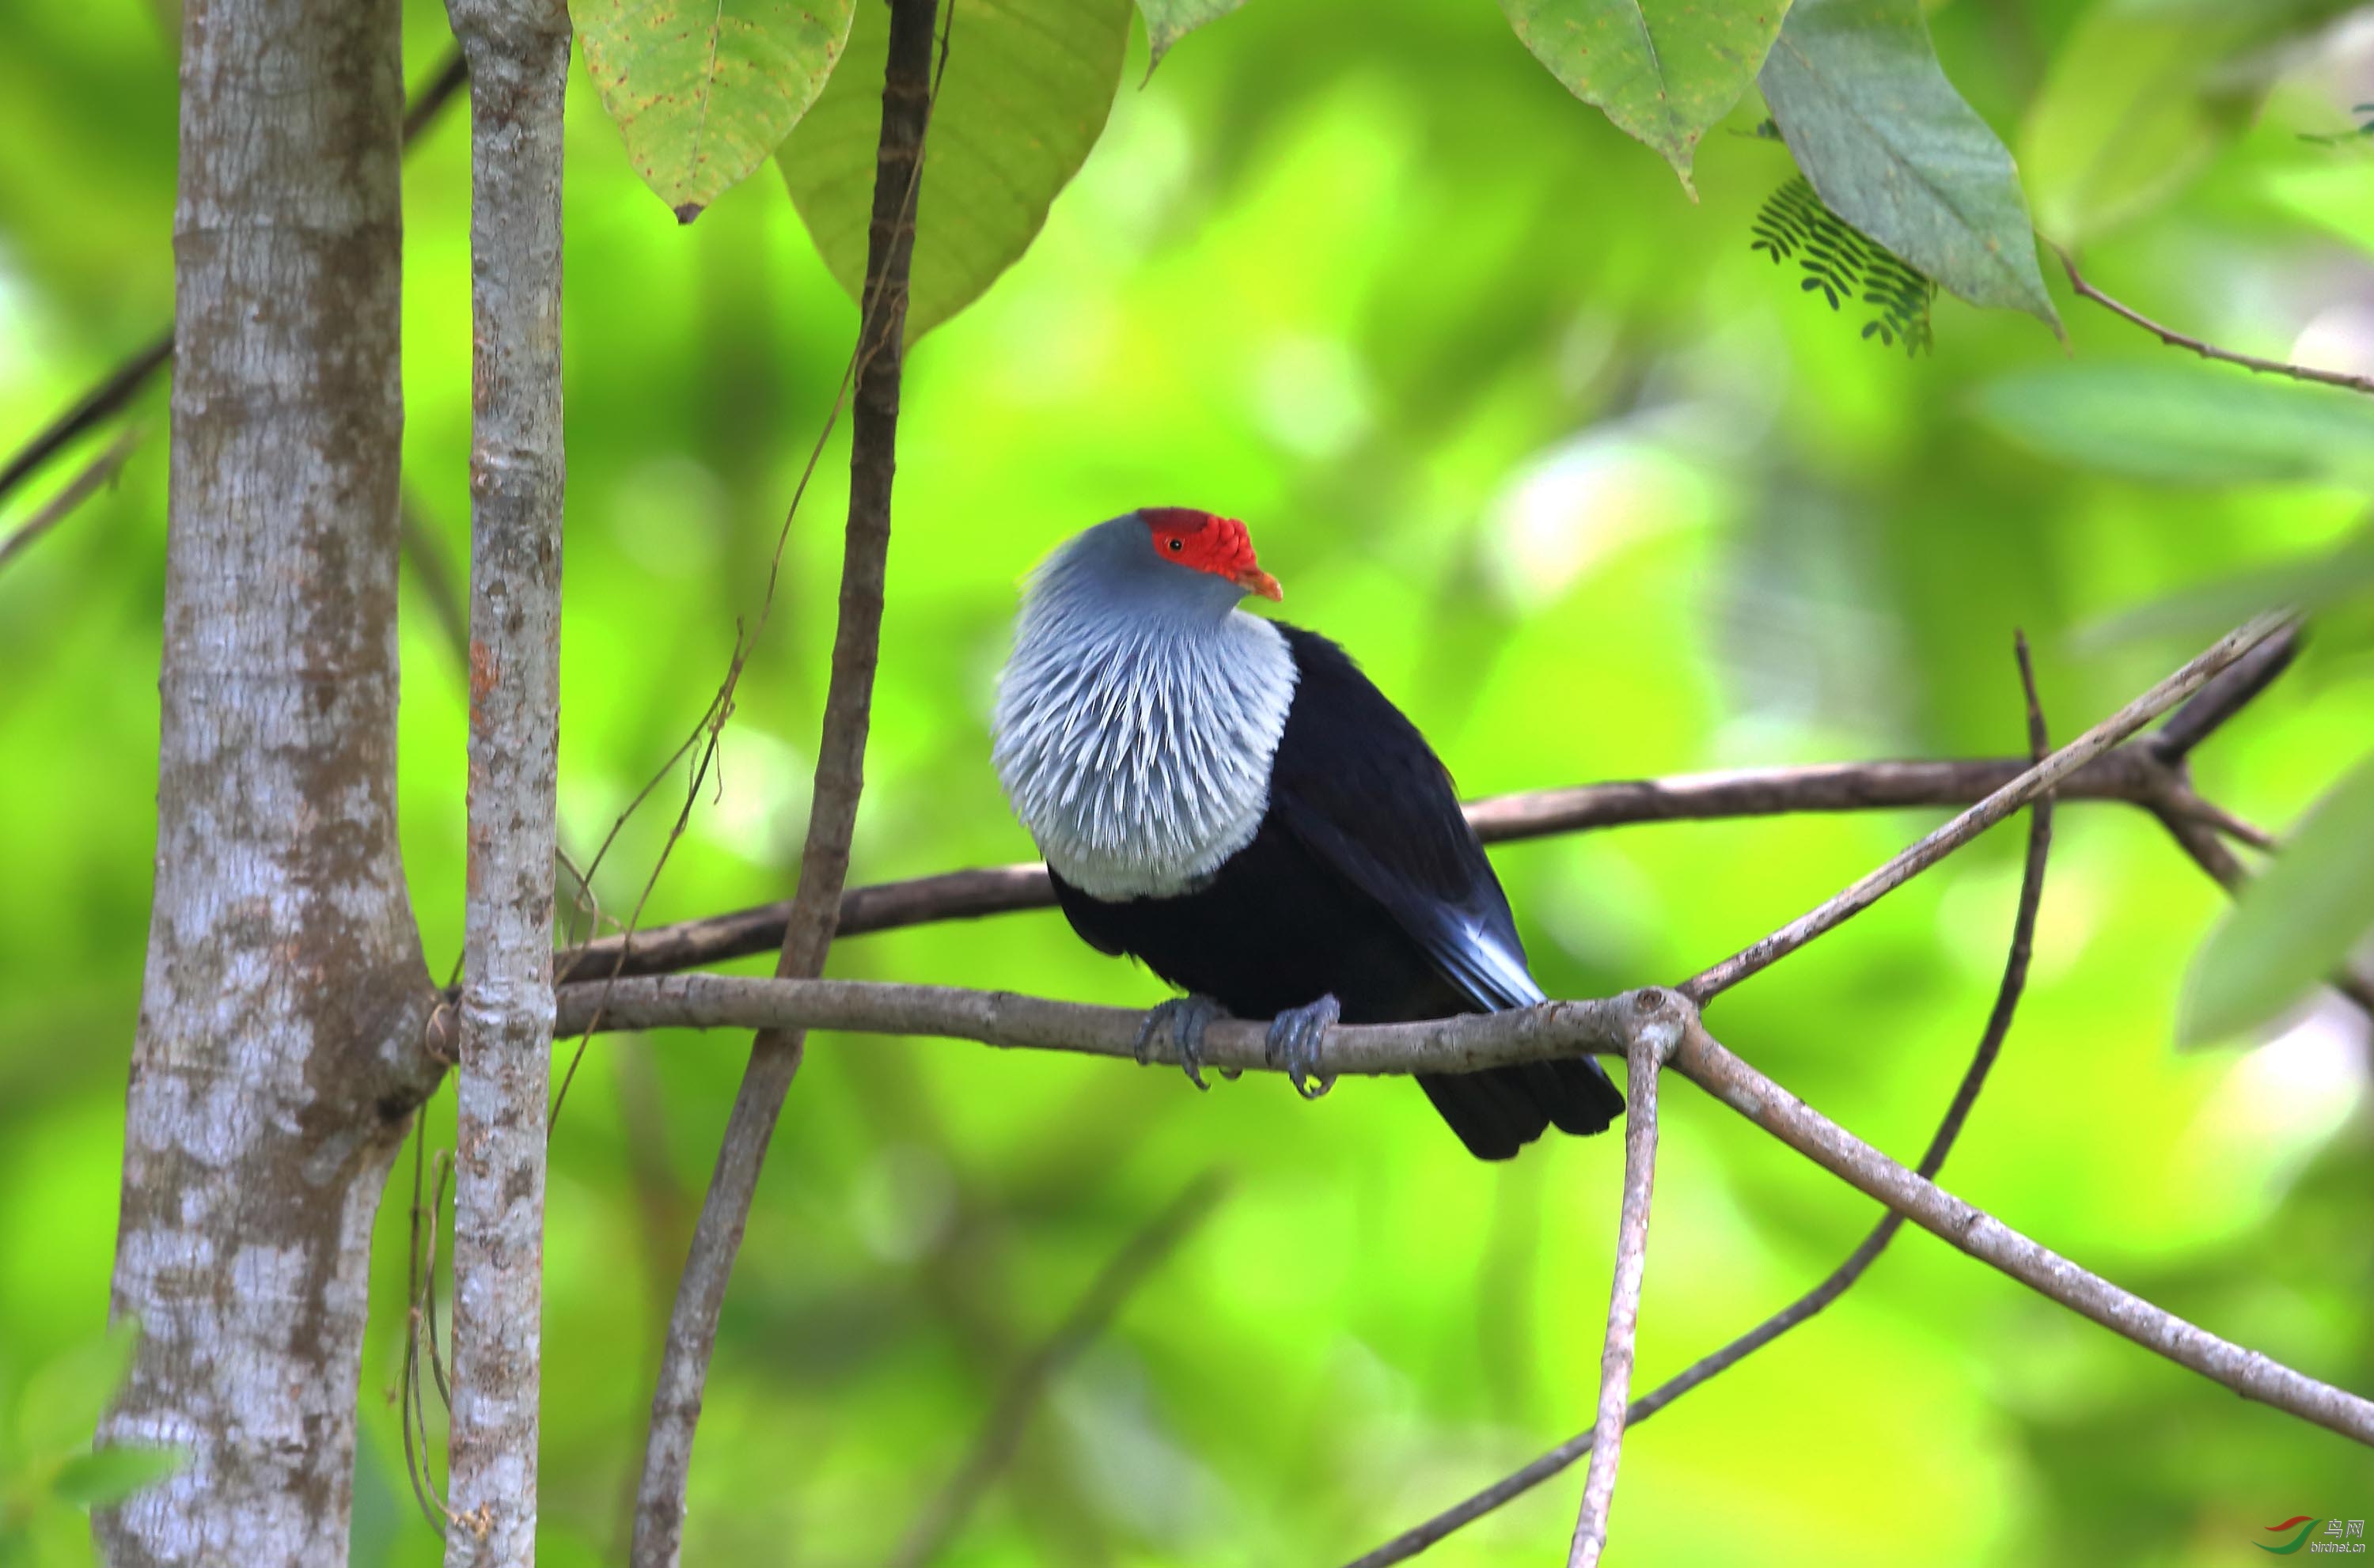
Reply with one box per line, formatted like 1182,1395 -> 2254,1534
1166,538 -> 1184,553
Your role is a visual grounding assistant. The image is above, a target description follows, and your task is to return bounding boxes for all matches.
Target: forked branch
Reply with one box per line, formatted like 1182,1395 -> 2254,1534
1342,634 -> 2058,1568
424,971 -> 2374,1448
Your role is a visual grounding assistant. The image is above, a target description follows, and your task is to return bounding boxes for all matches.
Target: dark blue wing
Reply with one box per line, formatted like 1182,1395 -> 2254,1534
1265,625 -> 1544,1013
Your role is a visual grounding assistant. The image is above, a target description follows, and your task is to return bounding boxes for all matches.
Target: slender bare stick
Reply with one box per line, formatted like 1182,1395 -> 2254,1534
2057,249 -> 2374,397
630,6 -> 942,1562
1341,634 -> 2060,1568
888,1172 -> 1231,1568
439,0 -> 569,1561
1682,615 -> 2288,1001
0,424 -> 143,578
1567,1021 -> 1668,1567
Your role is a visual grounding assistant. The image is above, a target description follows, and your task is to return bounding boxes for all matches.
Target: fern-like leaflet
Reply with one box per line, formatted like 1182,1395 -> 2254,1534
1750,176 -> 1936,356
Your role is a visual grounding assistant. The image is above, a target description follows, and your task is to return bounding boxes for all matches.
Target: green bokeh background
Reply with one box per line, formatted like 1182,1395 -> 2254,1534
3,0 -> 2372,1562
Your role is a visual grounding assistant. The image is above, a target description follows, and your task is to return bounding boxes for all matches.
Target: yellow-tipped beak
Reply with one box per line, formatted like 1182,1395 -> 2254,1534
1237,567 -> 1284,602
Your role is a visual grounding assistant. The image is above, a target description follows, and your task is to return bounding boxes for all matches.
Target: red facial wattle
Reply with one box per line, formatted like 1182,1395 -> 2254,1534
1140,506 -> 1284,601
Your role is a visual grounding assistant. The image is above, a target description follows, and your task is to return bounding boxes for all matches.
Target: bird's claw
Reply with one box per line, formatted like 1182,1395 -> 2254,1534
1266,994 -> 1341,1100
1135,994 -> 1229,1090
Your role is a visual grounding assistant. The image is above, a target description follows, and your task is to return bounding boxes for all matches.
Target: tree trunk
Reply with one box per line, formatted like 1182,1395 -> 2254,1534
96,0 -> 441,1562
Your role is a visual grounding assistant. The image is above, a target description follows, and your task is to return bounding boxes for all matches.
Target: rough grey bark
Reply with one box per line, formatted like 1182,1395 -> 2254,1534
97,0 -> 442,1562
439,0 -> 571,1562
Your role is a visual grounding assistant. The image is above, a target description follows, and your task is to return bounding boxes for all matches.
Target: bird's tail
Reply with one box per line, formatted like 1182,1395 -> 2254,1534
1416,1055 -> 1625,1161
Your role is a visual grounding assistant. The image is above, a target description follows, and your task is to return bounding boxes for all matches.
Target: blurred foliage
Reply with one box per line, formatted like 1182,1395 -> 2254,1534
2182,752 -> 2374,1048
1976,363 -> 2374,487
3,0 -> 2374,1565
0,1326 -> 180,1566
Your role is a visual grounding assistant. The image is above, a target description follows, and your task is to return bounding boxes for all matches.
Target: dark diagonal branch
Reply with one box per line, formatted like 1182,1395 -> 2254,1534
2146,625 -> 2301,766
554,748 -> 2251,987
0,423 -> 144,577
2057,249 -> 2374,397
887,1172 -> 1231,1568
0,47 -> 466,525
1567,1019 -> 1670,1568
631,6 -> 943,1562
1342,635 -> 2058,1568
1681,614 -> 2287,1002
0,339 -> 170,532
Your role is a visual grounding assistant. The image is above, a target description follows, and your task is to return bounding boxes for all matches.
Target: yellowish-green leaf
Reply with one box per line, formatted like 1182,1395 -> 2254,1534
1136,0 -> 1252,74
1500,0 -> 1794,191
1758,0 -> 2058,329
576,0 -> 857,222
779,0 -> 1132,342
2181,749 -> 2374,1046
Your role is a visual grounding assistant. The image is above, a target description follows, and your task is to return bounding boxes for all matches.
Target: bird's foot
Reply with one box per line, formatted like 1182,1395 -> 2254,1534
1266,994 -> 1341,1100
1135,994 -> 1230,1090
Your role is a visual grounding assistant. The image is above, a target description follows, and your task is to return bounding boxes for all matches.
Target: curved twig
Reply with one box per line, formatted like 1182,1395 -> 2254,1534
2057,249 -> 2374,397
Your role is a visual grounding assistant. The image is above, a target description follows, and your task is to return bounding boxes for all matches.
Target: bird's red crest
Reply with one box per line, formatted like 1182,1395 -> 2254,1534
1140,507 -> 1283,600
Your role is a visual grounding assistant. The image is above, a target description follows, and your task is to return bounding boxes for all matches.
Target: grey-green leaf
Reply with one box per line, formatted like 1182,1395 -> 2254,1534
1500,0 -> 1794,191
1136,0 -> 1251,74
779,0 -> 1133,341
576,0 -> 857,222
2180,749 -> 2374,1047
1974,364 -> 2374,488
1758,0 -> 2058,329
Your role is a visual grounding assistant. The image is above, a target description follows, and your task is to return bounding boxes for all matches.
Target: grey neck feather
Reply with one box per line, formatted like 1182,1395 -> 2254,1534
992,516 -> 1299,900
